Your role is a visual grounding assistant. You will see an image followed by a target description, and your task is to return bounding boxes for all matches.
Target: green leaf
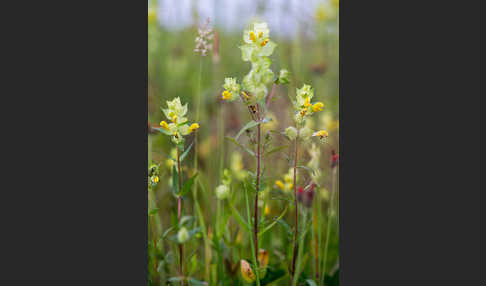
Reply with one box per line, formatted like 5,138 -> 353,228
227,200 -> 251,233
264,145 -> 289,157
179,215 -> 194,227
168,276 -> 185,282
180,141 -> 194,162
258,206 -> 288,237
235,120 -> 259,140
178,172 -> 198,197
153,127 -> 172,135
225,136 -> 255,156
187,277 -> 208,286
306,279 -> 317,286
162,227 -> 174,239
172,165 -> 179,195
297,165 -> 316,176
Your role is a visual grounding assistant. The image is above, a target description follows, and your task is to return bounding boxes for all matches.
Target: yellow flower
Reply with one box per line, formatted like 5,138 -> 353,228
240,260 -> 256,283
249,31 -> 257,42
160,121 -> 169,130
258,249 -> 269,268
152,176 -> 159,183
312,130 -> 329,139
275,180 -> 285,190
260,38 -> 269,47
312,102 -> 324,112
189,123 -> 200,133
241,91 -> 250,100
258,31 -> 263,38
222,90 -> 232,100
304,97 -> 312,107
264,205 -> 270,216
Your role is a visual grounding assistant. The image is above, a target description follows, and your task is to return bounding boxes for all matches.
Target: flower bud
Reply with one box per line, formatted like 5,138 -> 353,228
299,127 -> 312,141
276,69 -> 290,84
215,184 -> 230,200
258,249 -> 269,268
240,259 -> 256,283
331,150 -> 339,168
285,126 -> 298,141
177,227 -> 189,243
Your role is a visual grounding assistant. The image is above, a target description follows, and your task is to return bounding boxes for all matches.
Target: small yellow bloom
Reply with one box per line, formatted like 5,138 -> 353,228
304,98 -> 312,107
152,176 -> 159,183
275,180 -> 285,190
264,205 -> 270,216
260,38 -> 269,47
189,123 -> 200,133
258,31 -> 263,38
284,174 -> 292,183
240,260 -> 256,283
249,31 -> 257,42
312,130 -> 329,139
160,121 -> 169,130
312,102 -> 324,112
241,91 -> 250,100
222,90 -> 232,100
258,249 -> 269,268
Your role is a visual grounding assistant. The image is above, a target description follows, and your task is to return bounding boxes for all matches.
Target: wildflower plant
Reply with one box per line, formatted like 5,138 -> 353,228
222,21 -> 290,286
155,97 -> 200,283
281,83 -> 328,283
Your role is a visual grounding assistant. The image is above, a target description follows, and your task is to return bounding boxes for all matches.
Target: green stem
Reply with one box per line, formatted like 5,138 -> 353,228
321,168 -> 337,285
291,137 -> 299,278
176,148 -> 184,286
244,184 -> 261,286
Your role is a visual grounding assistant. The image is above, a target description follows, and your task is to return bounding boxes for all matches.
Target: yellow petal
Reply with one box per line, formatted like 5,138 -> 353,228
240,260 -> 256,283
160,121 -> 169,130
312,102 -> 324,112
275,180 -> 285,190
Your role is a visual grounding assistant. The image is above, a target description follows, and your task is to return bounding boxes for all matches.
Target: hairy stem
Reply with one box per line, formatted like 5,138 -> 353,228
291,137 -> 299,278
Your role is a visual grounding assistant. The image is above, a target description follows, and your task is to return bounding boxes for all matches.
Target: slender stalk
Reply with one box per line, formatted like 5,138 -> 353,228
244,182 -> 261,286
321,168 -> 337,285
292,210 -> 308,286
176,148 -> 184,285
290,137 -> 299,278
254,121 -> 261,262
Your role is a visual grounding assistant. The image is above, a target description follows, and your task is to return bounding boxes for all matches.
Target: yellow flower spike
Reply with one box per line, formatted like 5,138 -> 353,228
249,31 -> 257,42
240,260 -> 256,283
222,90 -> 232,100
275,180 -> 285,190
258,249 -> 269,269
312,130 -> 329,139
260,38 -> 269,47
189,123 -> 200,133
312,102 -> 324,112
159,121 -> 169,130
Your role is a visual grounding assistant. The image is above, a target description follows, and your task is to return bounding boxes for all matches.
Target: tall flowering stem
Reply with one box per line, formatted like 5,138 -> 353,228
283,83 -> 328,280
176,148 -> 183,280
254,116 -> 262,261
291,137 -> 299,277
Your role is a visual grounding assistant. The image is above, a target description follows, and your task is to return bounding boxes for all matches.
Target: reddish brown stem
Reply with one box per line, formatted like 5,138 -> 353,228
266,83 -> 277,109
291,138 -> 299,277
254,121 -> 261,262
